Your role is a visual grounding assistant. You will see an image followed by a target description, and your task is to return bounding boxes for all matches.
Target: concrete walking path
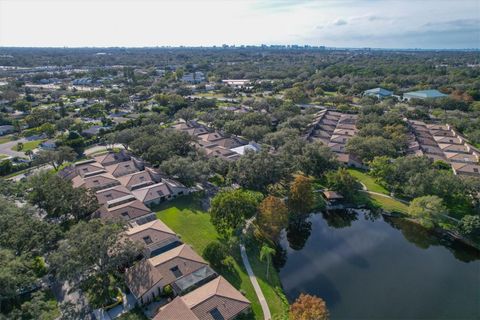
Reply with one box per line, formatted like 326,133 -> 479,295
239,244 -> 271,320
358,182 -> 409,204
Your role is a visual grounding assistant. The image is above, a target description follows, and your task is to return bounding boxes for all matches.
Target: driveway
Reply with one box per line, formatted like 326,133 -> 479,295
0,137 -> 27,158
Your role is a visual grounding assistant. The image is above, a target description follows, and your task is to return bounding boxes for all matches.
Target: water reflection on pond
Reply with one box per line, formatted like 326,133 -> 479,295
278,210 -> 480,319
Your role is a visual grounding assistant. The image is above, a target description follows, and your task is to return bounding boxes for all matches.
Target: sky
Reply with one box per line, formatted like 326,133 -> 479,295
0,0 -> 479,49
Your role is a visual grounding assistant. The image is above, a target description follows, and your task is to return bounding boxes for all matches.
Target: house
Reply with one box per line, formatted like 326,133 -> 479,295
132,182 -> 173,206
451,162 -> 480,176
94,150 -> 130,167
171,265 -> 217,296
72,172 -> 120,191
363,87 -> 393,99
105,160 -> 140,178
323,190 -> 344,202
163,178 -> 190,197
96,198 -> 154,223
74,160 -> 106,178
336,153 -> 366,169
154,276 -> 250,320
230,142 -> 261,155
204,146 -> 240,160
126,219 -> 181,258
222,79 -> 251,88
125,244 -> 208,305
403,90 -> 448,101
39,140 -> 57,150
0,125 -> 14,136
172,121 -> 209,137
181,72 -> 205,84
118,170 -> 156,190
81,125 -> 109,138
95,185 -> 132,205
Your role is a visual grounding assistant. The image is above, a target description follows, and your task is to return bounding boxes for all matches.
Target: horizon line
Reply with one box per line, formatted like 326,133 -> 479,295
0,45 -> 479,51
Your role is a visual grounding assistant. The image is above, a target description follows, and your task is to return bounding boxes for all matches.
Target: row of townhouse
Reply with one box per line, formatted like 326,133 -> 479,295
407,120 -> 480,176
305,109 -> 366,169
304,110 -> 480,177
172,120 -> 261,161
64,150 -> 251,319
123,217 -> 250,320
64,150 -> 190,224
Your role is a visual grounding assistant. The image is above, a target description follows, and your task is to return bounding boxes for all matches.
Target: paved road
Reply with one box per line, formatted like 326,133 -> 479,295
239,244 -> 271,320
0,138 -> 27,158
7,164 -> 53,181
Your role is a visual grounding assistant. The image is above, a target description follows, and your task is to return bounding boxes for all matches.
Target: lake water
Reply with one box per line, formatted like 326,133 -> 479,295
278,210 -> 480,319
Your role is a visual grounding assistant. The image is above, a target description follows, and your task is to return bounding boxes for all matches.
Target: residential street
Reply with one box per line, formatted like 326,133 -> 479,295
0,138 -> 27,158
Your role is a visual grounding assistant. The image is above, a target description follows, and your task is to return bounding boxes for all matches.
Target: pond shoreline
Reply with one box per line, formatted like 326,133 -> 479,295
381,211 -> 480,251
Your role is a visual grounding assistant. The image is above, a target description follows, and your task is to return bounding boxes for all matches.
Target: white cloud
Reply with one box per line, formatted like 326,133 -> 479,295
333,19 -> 348,26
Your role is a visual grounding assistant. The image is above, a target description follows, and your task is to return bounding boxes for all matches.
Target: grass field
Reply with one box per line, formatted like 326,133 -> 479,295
347,168 -> 389,194
367,193 -> 409,214
0,135 -> 13,144
11,139 -> 45,152
155,195 -> 288,319
347,169 -> 409,214
0,154 -> 8,159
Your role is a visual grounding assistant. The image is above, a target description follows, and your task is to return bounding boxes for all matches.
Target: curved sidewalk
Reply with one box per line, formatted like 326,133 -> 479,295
239,244 -> 272,320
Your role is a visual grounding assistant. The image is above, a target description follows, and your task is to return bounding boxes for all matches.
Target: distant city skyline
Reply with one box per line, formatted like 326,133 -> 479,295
0,0 -> 479,49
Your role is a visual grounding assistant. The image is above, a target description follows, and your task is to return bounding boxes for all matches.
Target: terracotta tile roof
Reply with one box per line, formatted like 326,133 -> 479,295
75,161 -> 106,177
198,132 -> 224,142
105,160 -> 139,178
95,185 -> 132,205
72,172 -> 119,190
98,199 -> 152,220
118,171 -> 154,190
126,219 -> 175,237
182,276 -> 250,319
125,259 -> 163,299
93,150 -> 130,166
434,136 -> 463,144
445,152 -> 478,163
154,297 -> 199,320
451,162 -> 480,175
149,244 -> 205,267
182,276 -> 249,307
126,220 -> 176,249
126,244 -> 207,299
131,182 -> 171,203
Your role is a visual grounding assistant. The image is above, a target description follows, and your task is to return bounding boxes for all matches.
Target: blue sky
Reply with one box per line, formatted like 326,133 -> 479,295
0,0 -> 479,48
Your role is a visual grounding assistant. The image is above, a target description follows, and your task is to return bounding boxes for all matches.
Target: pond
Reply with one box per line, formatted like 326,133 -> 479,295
278,210 -> 480,319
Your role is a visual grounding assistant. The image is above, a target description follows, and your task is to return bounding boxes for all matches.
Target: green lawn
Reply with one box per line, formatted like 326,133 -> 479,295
347,169 -> 389,195
367,193 -> 409,214
155,195 -> 288,319
347,168 -> 408,214
0,154 -> 8,159
245,244 -> 289,318
11,139 -> 46,152
324,91 -> 338,96
118,307 -> 148,320
0,135 -> 13,144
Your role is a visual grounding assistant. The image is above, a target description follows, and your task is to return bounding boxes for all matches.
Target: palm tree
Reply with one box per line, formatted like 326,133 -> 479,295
259,244 -> 276,280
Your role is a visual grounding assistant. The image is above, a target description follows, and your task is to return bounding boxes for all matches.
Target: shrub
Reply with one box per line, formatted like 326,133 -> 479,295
203,241 -> 228,268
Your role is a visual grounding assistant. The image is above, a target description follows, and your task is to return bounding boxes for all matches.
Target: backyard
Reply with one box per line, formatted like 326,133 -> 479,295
154,194 -> 289,319
11,139 -> 45,152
